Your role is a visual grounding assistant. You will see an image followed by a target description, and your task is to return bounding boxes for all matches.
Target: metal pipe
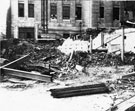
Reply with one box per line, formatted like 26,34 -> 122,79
45,0 -> 48,33
42,0 -> 45,33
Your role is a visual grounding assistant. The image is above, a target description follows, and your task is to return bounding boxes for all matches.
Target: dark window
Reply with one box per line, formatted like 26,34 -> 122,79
76,5 -> 82,20
28,4 -> 34,17
19,27 -> 34,39
113,7 -> 119,20
50,3 -> 57,19
63,33 -> 70,38
18,3 -> 24,17
62,5 -> 70,19
100,7 -> 104,18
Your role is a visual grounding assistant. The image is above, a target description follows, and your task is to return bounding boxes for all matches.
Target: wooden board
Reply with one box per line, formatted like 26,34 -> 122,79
0,54 -> 30,69
106,95 -> 135,111
2,67 -> 52,82
50,83 -> 110,98
122,72 -> 135,78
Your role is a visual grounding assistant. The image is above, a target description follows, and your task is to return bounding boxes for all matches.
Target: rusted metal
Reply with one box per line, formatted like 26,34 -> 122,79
2,67 -> 52,82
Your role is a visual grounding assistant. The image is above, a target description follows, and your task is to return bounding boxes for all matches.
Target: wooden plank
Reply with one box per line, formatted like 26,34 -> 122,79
51,87 -> 109,98
50,83 -> 107,93
2,67 -> 52,82
50,83 -> 110,98
0,54 -> 30,82
106,96 -> 135,111
122,72 -> 135,78
0,54 -> 30,69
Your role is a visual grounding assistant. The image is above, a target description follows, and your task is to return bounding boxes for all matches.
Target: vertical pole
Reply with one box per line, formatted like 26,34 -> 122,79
101,32 -> 104,48
89,35 -> 92,53
35,24 -> 38,42
0,70 -> 3,82
45,0 -> 48,33
121,1 -> 125,62
79,22 -> 82,37
42,0 -> 45,33
121,26 -> 124,62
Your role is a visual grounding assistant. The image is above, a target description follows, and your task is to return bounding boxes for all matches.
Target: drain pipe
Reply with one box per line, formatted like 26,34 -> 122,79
42,0 -> 48,34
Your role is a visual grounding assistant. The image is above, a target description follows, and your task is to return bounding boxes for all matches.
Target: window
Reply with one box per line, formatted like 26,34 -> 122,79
28,4 -> 34,17
75,4 -> 82,20
62,5 -> 70,19
99,1 -> 104,18
113,7 -> 119,20
50,3 -> 57,19
100,7 -> 104,18
63,33 -> 70,38
18,3 -> 24,17
19,27 -> 34,39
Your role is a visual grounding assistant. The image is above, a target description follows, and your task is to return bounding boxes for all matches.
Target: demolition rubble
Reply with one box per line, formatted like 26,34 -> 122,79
0,28 -> 135,111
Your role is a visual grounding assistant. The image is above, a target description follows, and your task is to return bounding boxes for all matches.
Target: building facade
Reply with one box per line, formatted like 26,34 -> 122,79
10,0 -> 124,40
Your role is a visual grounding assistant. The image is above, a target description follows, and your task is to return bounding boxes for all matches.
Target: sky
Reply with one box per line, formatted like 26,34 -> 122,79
0,0 -> 10,35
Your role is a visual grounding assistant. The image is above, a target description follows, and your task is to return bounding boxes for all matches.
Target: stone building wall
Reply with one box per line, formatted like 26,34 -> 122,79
11,0 -> 123,39
11,0 -> 41,39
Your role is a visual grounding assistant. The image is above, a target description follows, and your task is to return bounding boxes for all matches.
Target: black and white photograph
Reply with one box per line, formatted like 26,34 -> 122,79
0,0 -> 135,111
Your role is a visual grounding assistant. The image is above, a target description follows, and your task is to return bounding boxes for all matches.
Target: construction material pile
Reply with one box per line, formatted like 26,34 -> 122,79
1,39 -> 135,80
58,38 -> 90,55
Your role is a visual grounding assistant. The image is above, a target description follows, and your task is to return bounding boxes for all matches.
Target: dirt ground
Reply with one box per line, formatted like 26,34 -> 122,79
0,65 -> 135,111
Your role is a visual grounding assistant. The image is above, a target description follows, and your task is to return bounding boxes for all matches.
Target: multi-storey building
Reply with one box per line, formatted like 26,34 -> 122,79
10,0 -> 126,40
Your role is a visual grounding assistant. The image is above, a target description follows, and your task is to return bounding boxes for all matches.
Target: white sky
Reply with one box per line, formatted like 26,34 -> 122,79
0,0 -> 10,34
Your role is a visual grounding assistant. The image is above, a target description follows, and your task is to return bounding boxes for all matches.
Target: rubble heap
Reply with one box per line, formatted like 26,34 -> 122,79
1,39 -> 135,80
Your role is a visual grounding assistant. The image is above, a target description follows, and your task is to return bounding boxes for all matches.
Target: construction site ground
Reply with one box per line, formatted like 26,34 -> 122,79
0,39 -> 135,111
0,66 -> 135,111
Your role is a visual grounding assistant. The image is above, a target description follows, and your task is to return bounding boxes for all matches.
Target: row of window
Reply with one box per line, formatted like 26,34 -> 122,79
18,3 -> 34,17
100,6 -> 119,20
18,2 -> 120,21
18,3 -> 82,20
50,3 -> 82,20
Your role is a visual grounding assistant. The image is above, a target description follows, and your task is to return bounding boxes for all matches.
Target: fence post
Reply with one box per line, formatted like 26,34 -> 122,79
0,69 -> 4,82
89,35 -> 92,53
121,26 -> 125,62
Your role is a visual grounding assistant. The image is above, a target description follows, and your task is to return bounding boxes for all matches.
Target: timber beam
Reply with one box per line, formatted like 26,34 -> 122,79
0,54 -> 30,69
50,83 -> 110,98
122,72 -> 135,78
2,67 -> 52,82
0,54 -> 52,82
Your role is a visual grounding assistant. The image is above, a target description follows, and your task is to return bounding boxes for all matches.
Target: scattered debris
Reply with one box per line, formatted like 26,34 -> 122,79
0,38 -> 135,110
0,54 -> 52,82
57,38 -> 90,55
106,95 -> 135,111
0,58 -> 9,66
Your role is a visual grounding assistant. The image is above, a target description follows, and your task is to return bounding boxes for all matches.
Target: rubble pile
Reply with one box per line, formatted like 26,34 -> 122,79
1,40 -> 134,65
1,39 -> 135,81
91,52 -> 135,66
107,75 -> 135,102
58,38 -> 90,55
119,76 -> 135,91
